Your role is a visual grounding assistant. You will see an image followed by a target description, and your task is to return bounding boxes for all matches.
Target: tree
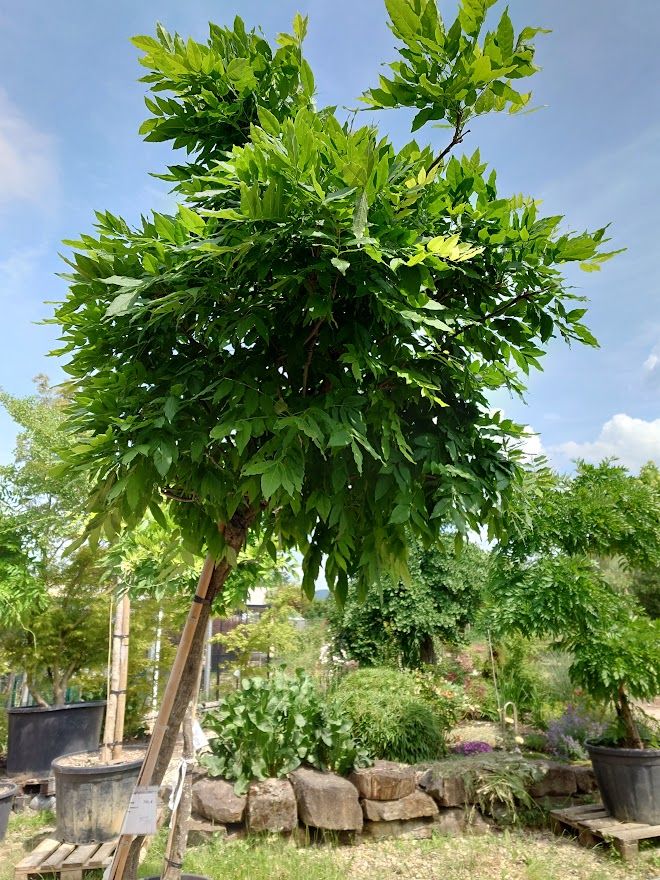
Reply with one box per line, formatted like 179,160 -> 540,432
51,4 -> 613,874
488,460 -> 660,748
330,537 -> 487,667
0,382 -> 111,704
215,583 -> 307,673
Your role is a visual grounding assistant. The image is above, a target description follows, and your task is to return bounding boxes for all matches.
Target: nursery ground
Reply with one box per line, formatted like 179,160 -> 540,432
1,812 -> 659,880
139,825 -> 660,880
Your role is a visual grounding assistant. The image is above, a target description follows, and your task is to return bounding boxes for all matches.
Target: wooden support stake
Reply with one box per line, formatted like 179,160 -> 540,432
105,555 -> 215,880
113,594 -> 131,761
102,598 -> 123,765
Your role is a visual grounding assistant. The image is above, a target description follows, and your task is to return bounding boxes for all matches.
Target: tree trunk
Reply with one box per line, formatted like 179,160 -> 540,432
617,685 -> 644,749
419,634 -> 436,666
114,512 -> 252,880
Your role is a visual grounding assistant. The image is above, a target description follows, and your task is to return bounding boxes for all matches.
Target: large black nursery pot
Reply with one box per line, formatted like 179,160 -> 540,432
0,782 -> 17,841
6,701 -> 106,778
52,747 -> 144,844
587,742 -> 660,824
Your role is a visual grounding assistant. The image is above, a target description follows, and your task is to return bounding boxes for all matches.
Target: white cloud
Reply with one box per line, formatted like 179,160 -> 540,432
643,348 -> 660,388
0,89 -> 56,208
519,426 -> 545,460
554,414 -> 660,472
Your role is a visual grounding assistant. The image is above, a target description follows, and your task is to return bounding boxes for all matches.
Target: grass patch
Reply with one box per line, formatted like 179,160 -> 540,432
139,825 -> 660,880
0,810 -> 56,880
139,830 -> 345,880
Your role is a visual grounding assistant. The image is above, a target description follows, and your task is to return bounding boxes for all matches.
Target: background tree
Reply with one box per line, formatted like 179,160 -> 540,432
0,382 -> 112,705
51,3 -> 614,873
488,460 -> 660,748
330,536 -> 487,667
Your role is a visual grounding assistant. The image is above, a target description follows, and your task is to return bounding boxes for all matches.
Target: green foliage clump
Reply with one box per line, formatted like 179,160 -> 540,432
488,460 -> 660,748
330,538 -> 487,668
329,666 -> 458,763
201,669 -> 368,793
52,1 -> 613,607
423,753 -> 542,825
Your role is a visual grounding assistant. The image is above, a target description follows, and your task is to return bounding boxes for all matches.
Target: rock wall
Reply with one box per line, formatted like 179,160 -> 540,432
188,756 -> 598,842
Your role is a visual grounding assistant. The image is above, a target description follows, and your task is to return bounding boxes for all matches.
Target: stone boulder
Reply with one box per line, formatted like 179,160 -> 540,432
573,764 -> 597,794
191,778 -> 246,824
364,818 -> 435,840
290,767 -> 362,831
247,778 -> 297,833
350,760 -> 416,801
433,808 -> 466,835
362,790 -> 438,822
528,761 -> 577,798
418,767 -> 468,807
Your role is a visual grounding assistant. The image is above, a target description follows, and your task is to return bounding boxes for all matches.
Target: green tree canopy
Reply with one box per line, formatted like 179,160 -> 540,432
330,536 -> 488,667
488,460 -> 660,747
53,1 -> 614,604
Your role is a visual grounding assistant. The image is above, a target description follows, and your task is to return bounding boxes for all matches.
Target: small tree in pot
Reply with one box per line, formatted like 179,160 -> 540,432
0,383 -> 110,775
488,460 -> 660,822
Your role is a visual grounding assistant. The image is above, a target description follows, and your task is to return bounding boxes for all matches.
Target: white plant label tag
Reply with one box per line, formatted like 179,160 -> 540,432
121,786 -> 159,835
193,719 -> 209,752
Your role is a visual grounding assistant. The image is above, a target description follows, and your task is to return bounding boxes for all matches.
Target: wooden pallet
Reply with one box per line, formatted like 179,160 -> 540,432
14,838 -> 117,880
550,802 -> 660,862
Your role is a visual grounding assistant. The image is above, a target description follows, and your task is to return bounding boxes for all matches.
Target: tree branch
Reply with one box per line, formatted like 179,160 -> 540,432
428,110 -> 468,175
161,488 -> 199,504
447,290 -> 540,342
302,319 -> 324,397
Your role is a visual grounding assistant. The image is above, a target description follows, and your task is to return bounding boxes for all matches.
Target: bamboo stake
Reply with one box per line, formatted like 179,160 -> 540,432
162,663 -> 202,880
102,598 -> 124,764
106,555 -> 215,880
113,594 -> 131,761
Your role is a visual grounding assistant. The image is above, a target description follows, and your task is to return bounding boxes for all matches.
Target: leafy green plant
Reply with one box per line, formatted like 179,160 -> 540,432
201,669 -> 368,793
330,537 -> 488,668
49,2 -> 617,871
329,666 -> 456,763
489,461 -> 660,748
424,753 -> 542,825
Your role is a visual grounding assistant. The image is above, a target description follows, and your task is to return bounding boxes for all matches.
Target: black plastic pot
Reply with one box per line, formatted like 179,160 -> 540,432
0,782 -> 17,841
587,742 -> 660,824
52,747 -> 144,843
6,701 -> 106,778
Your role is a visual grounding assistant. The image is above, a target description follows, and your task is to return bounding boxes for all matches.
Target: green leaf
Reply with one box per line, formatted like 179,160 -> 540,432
330,257 -> 350,275
300,59 -> 315,95
178,204 -> 205,234
496,8 -> 515,60
153,444 -> 173,477
385,0 -> 420,39
388,504 -> 410,524
261,468 -> 281,499
293,12 -> 308,41
105,291 -> 141,318
352,190 -> 369,239
164,397 -> 179,422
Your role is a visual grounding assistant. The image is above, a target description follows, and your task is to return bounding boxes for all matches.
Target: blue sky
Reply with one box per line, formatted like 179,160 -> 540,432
0,0 -> 658,470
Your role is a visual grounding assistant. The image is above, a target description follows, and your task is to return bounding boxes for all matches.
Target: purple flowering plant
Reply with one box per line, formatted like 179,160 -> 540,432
546,704 -> 606,760
452,740 -> 493,756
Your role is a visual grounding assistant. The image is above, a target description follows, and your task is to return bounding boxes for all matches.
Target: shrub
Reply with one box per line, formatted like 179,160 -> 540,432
201,669 -> 368,793
546,703 -> 607,761
328,667 -> 454,763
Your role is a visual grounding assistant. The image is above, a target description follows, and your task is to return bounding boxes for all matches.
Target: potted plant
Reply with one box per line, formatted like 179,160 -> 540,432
489,460 -> 660,823
0,557 -> 110,777
0,384 -> 108,777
